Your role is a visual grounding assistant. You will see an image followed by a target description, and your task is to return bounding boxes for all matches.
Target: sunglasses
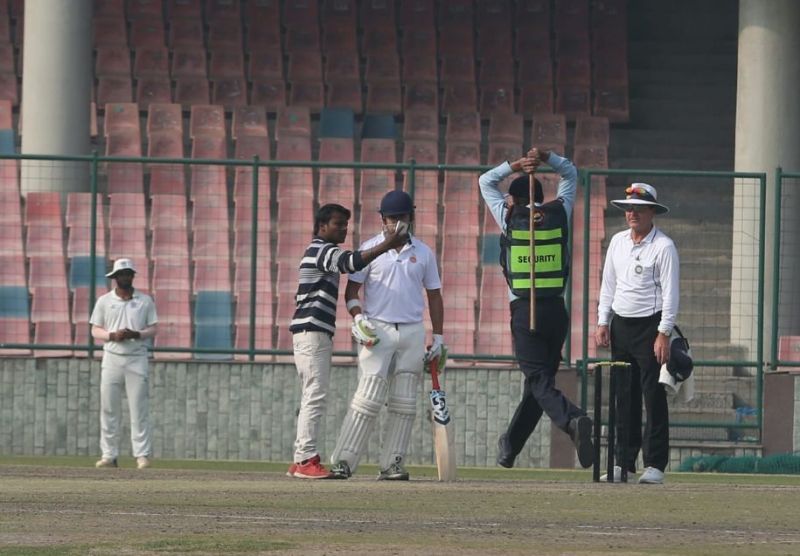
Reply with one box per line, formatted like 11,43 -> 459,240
624,205 -> 651,214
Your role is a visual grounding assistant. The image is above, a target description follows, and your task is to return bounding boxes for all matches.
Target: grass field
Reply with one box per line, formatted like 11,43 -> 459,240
2,456 -> 799,555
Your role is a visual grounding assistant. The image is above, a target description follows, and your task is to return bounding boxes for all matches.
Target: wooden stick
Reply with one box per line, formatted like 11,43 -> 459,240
529,173 -> 536,332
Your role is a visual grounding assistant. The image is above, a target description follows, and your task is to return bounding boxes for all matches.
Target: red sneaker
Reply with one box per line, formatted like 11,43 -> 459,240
294,455 -> 333,479
286,462 -> 298,477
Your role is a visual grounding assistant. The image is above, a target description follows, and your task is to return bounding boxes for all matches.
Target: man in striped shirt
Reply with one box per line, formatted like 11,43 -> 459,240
287,203 -> 406,479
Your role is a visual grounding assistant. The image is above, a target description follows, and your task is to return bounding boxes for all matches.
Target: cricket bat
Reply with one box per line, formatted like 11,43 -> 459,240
429,356 -> 456,482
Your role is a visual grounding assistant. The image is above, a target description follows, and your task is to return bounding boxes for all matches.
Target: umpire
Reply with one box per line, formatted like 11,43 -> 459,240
479,148 -> 594,469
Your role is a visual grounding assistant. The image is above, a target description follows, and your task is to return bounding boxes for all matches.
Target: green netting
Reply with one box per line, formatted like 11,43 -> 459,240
679,453 -> 800,474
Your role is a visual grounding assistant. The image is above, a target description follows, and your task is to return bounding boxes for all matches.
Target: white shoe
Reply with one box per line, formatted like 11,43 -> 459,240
599,465 -> 636,483
136,456 -> 151,470
95,457 -> 117,469
638,466 -> 664,484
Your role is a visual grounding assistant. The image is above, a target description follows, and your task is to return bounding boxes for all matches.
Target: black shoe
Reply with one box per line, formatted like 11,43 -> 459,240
330,460 -> 352,479
377,460 -> 409,481
496,434 -> 515,468
569,416 -> 595,469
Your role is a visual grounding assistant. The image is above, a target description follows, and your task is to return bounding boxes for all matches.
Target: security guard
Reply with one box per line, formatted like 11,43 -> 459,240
479,148 -> 594,469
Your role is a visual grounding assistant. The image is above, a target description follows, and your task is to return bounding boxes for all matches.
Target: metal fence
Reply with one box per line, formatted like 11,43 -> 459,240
0,153 -> 792,442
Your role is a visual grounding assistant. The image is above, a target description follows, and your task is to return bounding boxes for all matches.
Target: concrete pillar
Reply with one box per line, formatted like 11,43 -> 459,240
20,0 -> 93,196
732,1 -> 800,358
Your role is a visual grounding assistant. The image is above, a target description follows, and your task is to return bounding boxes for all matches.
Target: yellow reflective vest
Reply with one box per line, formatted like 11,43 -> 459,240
499,201 -> 569,298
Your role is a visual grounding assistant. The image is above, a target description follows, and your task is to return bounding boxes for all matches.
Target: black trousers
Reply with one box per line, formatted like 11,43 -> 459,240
610,313 -> 669,472
504,297 -> 584,457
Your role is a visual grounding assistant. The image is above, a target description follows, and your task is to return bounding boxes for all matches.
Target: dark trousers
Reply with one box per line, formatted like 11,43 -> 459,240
611,313 -> 669,472
504,297 -> 583,457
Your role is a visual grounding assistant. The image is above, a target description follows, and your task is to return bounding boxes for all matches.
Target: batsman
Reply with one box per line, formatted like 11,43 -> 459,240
479,147 -> 595,469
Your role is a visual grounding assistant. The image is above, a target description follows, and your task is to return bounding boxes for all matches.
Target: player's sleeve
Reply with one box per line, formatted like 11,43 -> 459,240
422,247 -> 442,290
550,152 -> 577,218
479,161 -> 512,231
89,298 -> 104,328
597,235 -> 618,326
146,296 -> 158,326
317,242 -> 364,273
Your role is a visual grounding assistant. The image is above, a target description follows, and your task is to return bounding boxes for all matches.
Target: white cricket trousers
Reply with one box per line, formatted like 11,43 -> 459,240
99,352 -> 151,459
292,331 -> 333,462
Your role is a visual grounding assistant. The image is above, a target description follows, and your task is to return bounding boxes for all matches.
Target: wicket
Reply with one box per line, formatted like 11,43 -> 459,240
591,361 -> 633,483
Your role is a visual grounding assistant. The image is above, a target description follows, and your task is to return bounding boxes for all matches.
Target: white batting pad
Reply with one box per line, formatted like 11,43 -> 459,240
380,370 -> 419,470
330,375 -> 388,472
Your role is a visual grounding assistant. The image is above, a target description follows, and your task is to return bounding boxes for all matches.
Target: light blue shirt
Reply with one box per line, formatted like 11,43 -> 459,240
478,153 -> 578,300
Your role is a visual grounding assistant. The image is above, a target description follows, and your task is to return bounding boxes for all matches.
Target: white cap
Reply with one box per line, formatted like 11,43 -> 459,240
106,258 -> 137,278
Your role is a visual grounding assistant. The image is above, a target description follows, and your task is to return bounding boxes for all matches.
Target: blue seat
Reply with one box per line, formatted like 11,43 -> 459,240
361,114 -> 396,139
194,322 -> 233,360
0,129 -> 15,154
69,256 -> 109,290
0,285 -> 29,317
481,233 -> 502,264
194,290 -> 233,325
319,107 -> 354,139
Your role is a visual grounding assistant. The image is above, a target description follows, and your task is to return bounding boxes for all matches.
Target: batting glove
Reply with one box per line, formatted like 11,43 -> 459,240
351,314 -> 380,347
424,334 -> 446,364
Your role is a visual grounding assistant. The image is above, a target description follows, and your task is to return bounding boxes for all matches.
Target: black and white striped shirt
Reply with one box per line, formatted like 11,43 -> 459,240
289,237 -> 366,335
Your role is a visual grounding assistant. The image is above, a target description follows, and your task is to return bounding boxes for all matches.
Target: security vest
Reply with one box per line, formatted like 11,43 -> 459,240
499,200 -> 569,298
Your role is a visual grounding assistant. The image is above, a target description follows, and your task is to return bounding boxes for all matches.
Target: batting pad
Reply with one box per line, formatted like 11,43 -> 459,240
380,370 -> 419,470
330,375 -> 388,472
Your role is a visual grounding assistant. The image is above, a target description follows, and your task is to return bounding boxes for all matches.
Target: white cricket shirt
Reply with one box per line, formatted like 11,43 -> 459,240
597,225 -> 679,335
349,233 -> 441,323
90,290 -> 158,356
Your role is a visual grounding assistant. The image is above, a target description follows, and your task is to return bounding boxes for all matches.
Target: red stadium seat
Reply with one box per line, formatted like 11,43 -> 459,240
248,49 -> 284,81
0,73 -> 18,106
148,130 -> 184,158
289,82 -> 325,113
168,16 -> 203,48
193,259 -> 231,291
556,85 -> 591,121
171,47 -> 207,78
108,227 -> 147,260
25,225 -> 64,258
105,128 -> 142,157
153,322 -> 192,360
519,84 -> 554,116
93,16 -> 128,47
97,76 -> 133,105
325,80 -> 363,114
95,46 -> 131,77
366,82 -> 402,115
250,79 -> 287,112
275,106 -> 311,140
130,19 -> 166,49
33,321 -> 73,358
71,286 -> 106,324
234,323 -> 274,361
593,85 -> 630,123
362,24 -> 398,58
67,225 -> 107,258
191,135 -> 227,159
211,77 -> 247,109
445,112 -> 480,144
146,102 -> 182,136
31,287 -> 70,323
208,17 -> 243,49
24,191 -> 61,227
174,76 -> 210,107
0,317 -> 31,355
440,55 -> 475,88
136,76 -> 172,110
209,47 -> 245,80
192,227 -> 230,261
152,288 -> 191,324
189,104 -> 225,138
231,106 -> 268,139
489,112 -> 524,144
149,164 -> 186,195
151,228 -> 189,260
104,102 -> 139,134
403,109 -> 438,142
531,113 -> 567,147
324,52 -> 359,83
150,194 -> 187,229
573,146 -> 609,169
479,85 -> 515,117
151,259 -> 191,293
0,253 -> 25,286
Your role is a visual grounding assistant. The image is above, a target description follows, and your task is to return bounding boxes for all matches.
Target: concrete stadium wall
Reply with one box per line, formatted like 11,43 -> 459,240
0,358 -> 779,469
0,358 -> 553,468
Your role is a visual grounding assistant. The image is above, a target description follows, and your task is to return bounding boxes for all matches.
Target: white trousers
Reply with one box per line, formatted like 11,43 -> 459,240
99,352 -> 151,459
292,331 -> 333,463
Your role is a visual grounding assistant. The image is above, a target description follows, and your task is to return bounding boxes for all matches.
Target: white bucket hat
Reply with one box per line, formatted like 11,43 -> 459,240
610,183 -> 669,215
106,258 -> 137,278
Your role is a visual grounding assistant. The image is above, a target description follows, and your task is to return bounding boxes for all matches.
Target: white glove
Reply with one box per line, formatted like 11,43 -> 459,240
424,334 -> 446,363
351,314 -> 379,347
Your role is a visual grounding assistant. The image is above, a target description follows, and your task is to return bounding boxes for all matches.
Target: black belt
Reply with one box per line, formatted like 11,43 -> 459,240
613,311 -> 661,323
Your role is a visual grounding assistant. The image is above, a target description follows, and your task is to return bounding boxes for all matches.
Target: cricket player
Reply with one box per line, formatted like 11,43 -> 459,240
330,190 -> 445,480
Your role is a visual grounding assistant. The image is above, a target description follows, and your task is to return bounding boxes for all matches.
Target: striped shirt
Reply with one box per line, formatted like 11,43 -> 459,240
289,237 -> 366,335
